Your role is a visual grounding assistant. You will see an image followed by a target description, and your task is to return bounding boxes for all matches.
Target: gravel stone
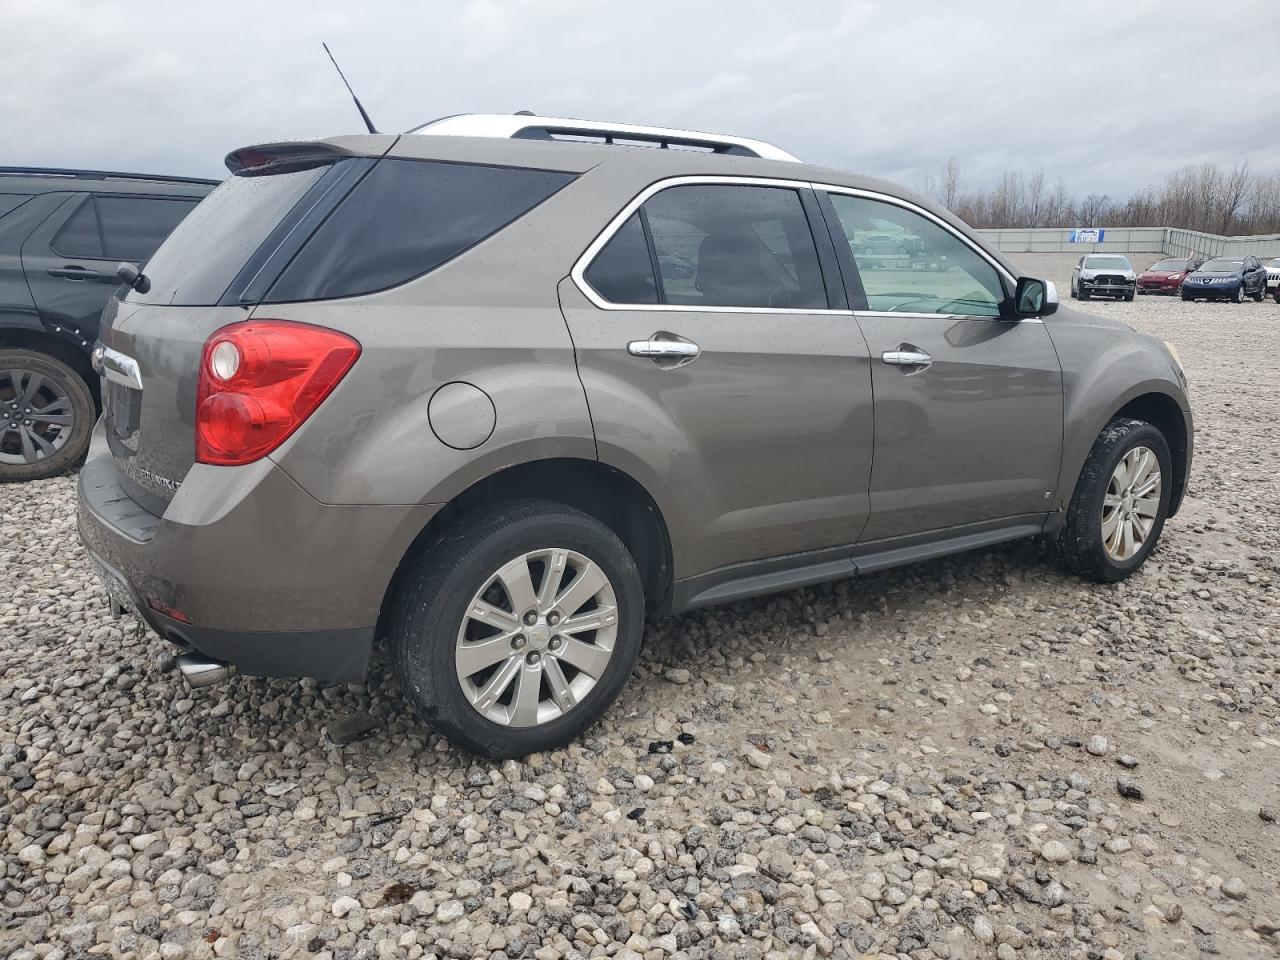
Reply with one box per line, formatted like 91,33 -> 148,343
2,258 -> 1277,960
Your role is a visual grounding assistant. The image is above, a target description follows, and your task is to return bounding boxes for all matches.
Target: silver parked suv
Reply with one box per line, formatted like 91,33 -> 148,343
78,115 -> 1192,757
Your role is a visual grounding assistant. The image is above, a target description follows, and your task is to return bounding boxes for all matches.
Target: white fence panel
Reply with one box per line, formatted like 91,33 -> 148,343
977,226 -> 1280,258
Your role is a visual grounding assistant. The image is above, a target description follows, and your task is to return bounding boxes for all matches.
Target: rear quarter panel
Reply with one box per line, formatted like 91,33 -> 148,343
264,176 -> 601,507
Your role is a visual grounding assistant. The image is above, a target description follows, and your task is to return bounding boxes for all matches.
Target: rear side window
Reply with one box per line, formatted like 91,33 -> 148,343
52,197 -> 103,258
96,196 -> 197,261
53,196 -> 198,261
581,184 -> 828,310
583,212 -> 658,304
265,159 -> 576,302
647,185 -> 826,309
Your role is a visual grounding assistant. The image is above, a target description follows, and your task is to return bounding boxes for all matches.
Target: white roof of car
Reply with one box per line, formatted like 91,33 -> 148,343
409,113 -> 799,163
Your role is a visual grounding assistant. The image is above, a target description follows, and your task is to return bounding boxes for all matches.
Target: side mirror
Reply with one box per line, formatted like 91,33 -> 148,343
116,261 -> 150,294
1012,276 -> 1058,318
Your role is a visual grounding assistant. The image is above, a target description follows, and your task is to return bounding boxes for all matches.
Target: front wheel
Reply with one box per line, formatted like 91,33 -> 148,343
390,499 -> 645,758
1233,284 -> 1245,303
1252,282 -> 1265,302
1181,290 -> 1193,301
0,350 -> 95,483
1058,418 -> 1172,583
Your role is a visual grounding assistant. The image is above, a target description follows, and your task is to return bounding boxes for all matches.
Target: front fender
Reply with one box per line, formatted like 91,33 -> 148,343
1048,310 -> 1190,512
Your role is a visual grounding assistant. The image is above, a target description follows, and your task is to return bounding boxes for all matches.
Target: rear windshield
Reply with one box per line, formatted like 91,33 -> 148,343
130,166 -> 326,306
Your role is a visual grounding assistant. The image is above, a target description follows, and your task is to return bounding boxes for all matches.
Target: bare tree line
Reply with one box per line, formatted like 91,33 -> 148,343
923,159 -> 1280,236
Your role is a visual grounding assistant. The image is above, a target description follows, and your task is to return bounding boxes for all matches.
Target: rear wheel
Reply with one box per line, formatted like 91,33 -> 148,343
0,350 -> 94,483
1058,418 -> 1171,583
390,499 -> 645,758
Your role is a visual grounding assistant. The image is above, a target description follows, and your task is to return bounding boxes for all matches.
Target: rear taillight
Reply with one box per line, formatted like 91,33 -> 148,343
195,320 -> 360,466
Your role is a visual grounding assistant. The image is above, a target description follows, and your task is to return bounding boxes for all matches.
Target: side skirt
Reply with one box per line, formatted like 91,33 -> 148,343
669,514 -> 1049,614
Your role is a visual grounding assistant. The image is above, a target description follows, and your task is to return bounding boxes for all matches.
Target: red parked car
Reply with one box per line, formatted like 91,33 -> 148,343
1137,256 -> 1203,296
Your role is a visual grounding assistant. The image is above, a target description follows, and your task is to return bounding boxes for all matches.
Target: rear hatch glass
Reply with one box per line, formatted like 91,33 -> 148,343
126,165 -> 329,306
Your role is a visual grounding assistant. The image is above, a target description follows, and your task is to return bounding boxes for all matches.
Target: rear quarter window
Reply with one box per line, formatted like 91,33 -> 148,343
264,159 -> 576,303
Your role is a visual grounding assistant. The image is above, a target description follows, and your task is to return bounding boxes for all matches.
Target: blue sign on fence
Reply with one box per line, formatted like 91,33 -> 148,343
1069,228 -> 1105,243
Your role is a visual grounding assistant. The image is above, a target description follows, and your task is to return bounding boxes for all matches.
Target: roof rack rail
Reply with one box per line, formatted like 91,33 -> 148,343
407,114 -> 799,162
0,166 -> 220,186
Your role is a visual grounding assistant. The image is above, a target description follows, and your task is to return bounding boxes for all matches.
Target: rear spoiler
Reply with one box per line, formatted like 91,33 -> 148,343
225,141 -> 363,177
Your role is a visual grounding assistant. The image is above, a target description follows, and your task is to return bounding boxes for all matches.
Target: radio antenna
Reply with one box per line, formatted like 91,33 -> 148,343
322,42 -> 378,134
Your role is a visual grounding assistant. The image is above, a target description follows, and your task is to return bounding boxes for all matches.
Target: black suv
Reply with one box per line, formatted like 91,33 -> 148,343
0,167 -> 216,481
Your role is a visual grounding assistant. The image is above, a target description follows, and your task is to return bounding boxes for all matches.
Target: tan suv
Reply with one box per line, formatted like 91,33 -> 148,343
78,114 -> 1192,757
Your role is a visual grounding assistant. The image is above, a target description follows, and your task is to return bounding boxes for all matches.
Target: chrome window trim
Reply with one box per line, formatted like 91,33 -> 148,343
855,310 -> 1043,324
570,174 -> 1025,318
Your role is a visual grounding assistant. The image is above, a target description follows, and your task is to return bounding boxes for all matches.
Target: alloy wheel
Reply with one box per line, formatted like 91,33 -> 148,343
1101,446 -> 1162,562
455,548 -> 619,727
0,369 -> 75,466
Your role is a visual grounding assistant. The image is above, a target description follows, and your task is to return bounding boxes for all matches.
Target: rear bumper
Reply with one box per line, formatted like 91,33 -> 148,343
76,420 -> 438,681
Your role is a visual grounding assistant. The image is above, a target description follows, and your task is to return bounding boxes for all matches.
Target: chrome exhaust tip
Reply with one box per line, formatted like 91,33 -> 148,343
175,653 -> 236,689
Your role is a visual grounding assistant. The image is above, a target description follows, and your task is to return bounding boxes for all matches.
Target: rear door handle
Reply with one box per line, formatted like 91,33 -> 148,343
48,265 -> 111,282
628,334 -> 700,367
882,349 -> 932,370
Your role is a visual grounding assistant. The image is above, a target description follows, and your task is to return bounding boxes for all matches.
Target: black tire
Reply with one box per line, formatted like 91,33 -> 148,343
1233,284 -> 1245,304
1181,291 -> 1193,302
1070,283 -> 1078,300
0,349 -> 95,483
1124,292 -> 1135,302
389,498 -> 645,758
1252,282 -> 1265,302
1079,287 -> 1091,301
1058,418 -> 1172,583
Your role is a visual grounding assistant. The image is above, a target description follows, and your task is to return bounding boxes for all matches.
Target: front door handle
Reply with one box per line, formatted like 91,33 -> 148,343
628,333 -> 700,368
882,348 -> 932,370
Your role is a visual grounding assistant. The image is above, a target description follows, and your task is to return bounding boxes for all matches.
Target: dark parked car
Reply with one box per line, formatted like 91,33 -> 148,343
0,167 -> 215,481
1180,256 -> 1269,303
1136,256 -> 1203,296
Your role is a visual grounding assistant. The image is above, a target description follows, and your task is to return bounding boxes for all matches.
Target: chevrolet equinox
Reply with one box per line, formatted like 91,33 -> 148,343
78,115 -> 1193,758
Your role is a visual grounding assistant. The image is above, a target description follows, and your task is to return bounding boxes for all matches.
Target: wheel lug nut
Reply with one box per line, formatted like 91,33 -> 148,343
511,634 -> 526,650
548,637 -> 562,650
547,611 -> 560,626
527,652 -> 541,665
523,610 -> 538,626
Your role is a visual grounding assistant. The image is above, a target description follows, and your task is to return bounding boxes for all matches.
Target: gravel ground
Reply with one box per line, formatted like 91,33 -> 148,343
2,252 -> 1278,960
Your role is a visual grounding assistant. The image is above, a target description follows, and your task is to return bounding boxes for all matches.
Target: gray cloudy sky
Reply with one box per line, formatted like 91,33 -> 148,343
4,0 -> 1278,198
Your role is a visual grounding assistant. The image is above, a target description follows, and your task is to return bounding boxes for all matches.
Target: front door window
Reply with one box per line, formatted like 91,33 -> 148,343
825,193 -> 1005,317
